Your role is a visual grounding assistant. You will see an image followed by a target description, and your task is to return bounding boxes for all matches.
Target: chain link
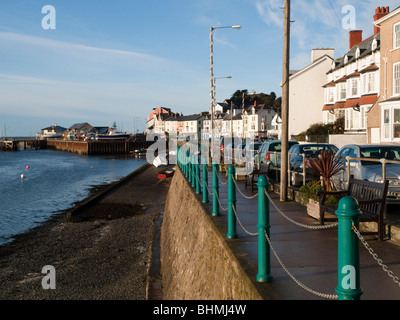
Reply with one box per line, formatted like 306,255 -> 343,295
213,166 -> 228,185
232,178 -> 259,199
264,231 -> 338,299
214,189 -> 228,211
186,165 -> 400,295
352,224 -> 400,287
265,190 -> 338,230
231,204 -> 258,236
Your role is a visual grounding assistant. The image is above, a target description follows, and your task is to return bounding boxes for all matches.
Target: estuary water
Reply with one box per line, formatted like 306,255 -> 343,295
0,149 -> 147,246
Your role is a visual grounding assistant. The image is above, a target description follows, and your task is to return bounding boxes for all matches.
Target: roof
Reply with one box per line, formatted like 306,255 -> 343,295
359,94 -> 378,106
176,114 -> 205,122
41,125 -> 67,132
69,122 -> 92,130
92,126 -> 109,134
328,33 -> 380,73
289,54 -> 334,81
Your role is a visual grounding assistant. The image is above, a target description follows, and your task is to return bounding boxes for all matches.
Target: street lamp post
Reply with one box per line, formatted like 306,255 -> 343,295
210,25 -> 241,161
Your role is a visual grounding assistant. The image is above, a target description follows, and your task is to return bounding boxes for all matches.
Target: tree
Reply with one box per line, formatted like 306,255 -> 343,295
229,90 -> 281,112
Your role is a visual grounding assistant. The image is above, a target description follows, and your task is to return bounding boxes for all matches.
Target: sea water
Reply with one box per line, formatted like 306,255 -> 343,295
0,149 -> 147,246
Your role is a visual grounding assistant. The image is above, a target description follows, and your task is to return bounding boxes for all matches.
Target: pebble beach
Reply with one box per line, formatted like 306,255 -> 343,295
0,164 -> 171,300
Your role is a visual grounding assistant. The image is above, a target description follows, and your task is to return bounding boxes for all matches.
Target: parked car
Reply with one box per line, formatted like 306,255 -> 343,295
254,139 -> 299,170
288,143 -> 339,186
332,144 -> 400,204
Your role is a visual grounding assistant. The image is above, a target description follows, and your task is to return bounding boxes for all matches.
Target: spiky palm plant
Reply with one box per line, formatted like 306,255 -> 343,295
308,150 -> 345,192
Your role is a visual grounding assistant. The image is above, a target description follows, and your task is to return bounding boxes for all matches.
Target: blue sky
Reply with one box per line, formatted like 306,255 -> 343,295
0,0 -> 398,136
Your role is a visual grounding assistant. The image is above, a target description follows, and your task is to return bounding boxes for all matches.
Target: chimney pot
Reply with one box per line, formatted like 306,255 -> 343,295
374,6 -> 390,35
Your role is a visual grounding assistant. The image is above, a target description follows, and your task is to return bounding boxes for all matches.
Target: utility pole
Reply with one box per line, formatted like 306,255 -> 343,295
280,0 -> 290,202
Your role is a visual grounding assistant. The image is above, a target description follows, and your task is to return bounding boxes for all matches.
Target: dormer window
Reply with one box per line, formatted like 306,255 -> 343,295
355,48 -> 360,59
372,38 -> 377,51
344,55 -> 348,64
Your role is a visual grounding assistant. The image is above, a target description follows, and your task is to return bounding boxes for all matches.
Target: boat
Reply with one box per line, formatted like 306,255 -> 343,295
158,167 -> 175,178
95,129 -> 130,141
39,132 -> 63,140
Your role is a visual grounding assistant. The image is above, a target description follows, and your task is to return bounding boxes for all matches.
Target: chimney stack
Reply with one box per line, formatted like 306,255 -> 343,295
349,30 -> 363,49
374,6 -> 390,35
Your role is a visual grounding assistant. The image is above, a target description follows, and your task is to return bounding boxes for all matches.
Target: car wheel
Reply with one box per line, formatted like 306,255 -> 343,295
291,172 -> 300,187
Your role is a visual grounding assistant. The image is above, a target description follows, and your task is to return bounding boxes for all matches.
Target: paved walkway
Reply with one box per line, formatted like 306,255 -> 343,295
195,166 -> 400,300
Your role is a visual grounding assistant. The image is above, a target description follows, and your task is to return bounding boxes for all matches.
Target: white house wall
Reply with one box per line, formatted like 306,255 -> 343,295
289,57 -> 333,137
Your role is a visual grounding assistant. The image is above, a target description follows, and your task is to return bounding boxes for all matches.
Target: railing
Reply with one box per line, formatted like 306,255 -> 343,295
176,145 -> 400,300
255,150 -> 400,190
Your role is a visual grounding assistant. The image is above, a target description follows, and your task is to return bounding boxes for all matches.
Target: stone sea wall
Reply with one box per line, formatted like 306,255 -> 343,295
160,168 -> 262,300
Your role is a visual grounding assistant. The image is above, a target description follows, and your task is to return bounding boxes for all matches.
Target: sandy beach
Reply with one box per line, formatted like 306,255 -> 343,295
0,164 -> 172,300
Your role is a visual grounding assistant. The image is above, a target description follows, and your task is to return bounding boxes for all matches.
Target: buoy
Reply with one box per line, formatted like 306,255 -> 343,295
21,174 -> 25,179
26,166 -> 30,169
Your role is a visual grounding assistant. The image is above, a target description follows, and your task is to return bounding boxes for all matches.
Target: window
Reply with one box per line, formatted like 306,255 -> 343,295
368,73 -> 376,93
362,72 -> 376,94
395,23 -> 400,49
394,109 -> 400,139
340,83 -> 346,100
383,108 -> 390,140
326,87 -> 334,103
394,63 -> 400,96
351,108 -> 359,129
352,78 -> 359,96
360,106 -> 370,129
345,109 -> 352,130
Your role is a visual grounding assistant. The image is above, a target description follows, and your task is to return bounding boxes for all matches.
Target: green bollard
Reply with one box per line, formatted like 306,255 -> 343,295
191,154 -> 196,188
177,146 -> 181,170
227,165 -> 237,239
185,151 -> 189,178
335,196 -> 363,300
196,158 -> 200,194
188,153 -> 192,183
256,175 -> 272,282
212,162 -> 219,216
202,162 -> 209,203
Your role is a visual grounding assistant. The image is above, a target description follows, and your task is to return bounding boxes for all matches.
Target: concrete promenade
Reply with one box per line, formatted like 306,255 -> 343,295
196,166 -> 400,300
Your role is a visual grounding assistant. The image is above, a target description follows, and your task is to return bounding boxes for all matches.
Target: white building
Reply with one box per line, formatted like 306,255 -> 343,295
289,48 -> 335,137
242,101 -> 276,139
323,30 -> 380,135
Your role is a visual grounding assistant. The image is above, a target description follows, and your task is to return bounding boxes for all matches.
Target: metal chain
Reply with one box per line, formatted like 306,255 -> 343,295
213,166 -> 228,185
232,178 -> 258,199
265,190 -> 338,230
231,204 -> 258,236
264,231 -> 338,299
202,175 -> 215,195
214,189 -> 228,211
352,224 -> 400,287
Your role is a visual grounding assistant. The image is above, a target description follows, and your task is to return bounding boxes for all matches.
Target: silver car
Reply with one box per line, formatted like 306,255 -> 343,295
332,144 -> 400,204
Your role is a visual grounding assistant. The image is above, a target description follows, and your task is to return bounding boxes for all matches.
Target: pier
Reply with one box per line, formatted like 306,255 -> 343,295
46,140 -> 153,155
0,139 -> 46,151
0,138 -> 153,155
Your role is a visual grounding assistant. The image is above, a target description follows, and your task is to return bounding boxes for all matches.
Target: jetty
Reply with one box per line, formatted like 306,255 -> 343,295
0,138 -> 153,155
0,139 -> 46,151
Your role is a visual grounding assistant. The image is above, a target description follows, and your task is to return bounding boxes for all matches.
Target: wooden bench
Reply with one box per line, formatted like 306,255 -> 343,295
318,179 -> 389,241
245,163 -> 269,192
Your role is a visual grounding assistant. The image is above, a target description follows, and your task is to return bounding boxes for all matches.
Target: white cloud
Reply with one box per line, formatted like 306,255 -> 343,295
255,0 -> 283,27
0,31 -> 165,62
